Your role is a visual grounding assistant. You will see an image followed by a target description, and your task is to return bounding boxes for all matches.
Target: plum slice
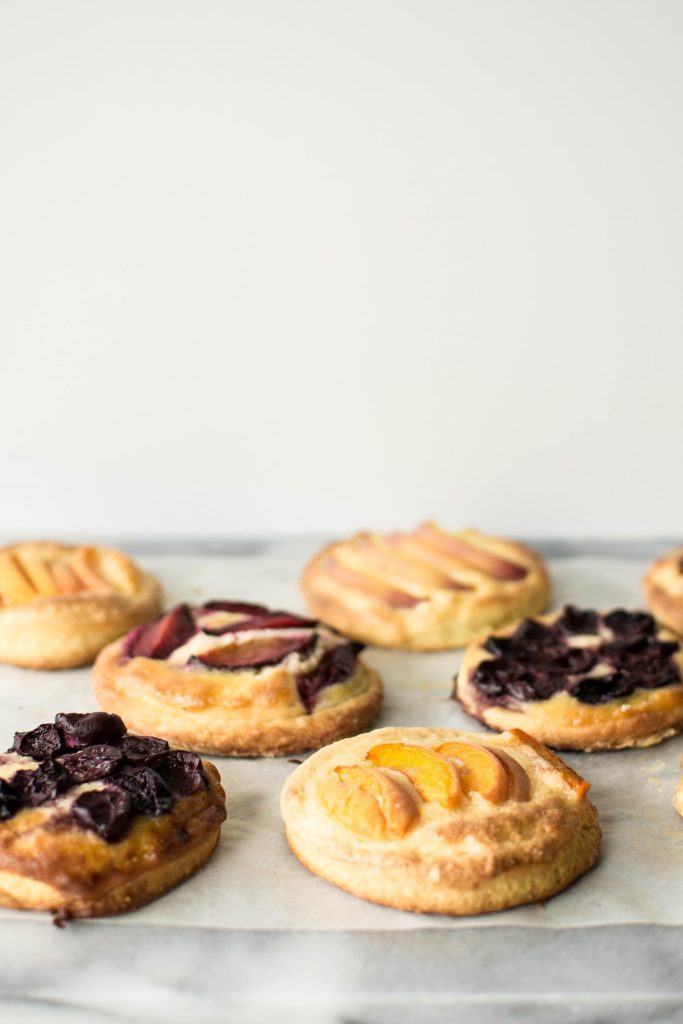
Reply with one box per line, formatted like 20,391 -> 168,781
191,633 -> 316,671
201,612 -> 317,636
201,600 -> 269,615
296,641 -> 363,711
124,604 -> 196,660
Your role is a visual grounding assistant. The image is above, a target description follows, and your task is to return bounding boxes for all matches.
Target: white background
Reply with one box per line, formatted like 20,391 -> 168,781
1,1 -> 681,541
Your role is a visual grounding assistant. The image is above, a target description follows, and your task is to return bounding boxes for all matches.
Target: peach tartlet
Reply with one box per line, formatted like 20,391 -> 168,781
644,546 -> 683,636
301,523 -> 550,649
0,541 -> 162,669
92,601 -> 383,757
280,725 -> 600,915
455,606 -> 683,751
0,711 -> 226,918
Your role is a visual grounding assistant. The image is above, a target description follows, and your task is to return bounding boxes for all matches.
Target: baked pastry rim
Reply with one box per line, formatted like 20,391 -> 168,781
644,547 -> 683,634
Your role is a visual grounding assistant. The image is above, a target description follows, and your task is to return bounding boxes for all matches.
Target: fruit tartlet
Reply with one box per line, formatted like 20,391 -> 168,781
301,523 -> 550,650
454,606 -> 683,751
281,725 -> 600,915
0,712 -> 226,918
0,541 -> 162,669
644,546 -> 683,636
92,601 -> 383,757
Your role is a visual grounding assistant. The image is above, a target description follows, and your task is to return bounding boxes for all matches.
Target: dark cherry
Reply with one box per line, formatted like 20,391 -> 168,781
603,610 -> 656,637
557,606 -> 600,635
125,604 -> 196,660
12,762 -> 71,806
201,600 -> 269,615
569,672 -> 635,705
10,724 -> 63,760
120,735 -> 170,764
147,751 -> 205,796
56,745 -> 123,783
56,712 -> 126,751
202,612 -> 317,636
0,780 -> 21,821
511,618 -> 557,647
192,633 -> 316,671
296,642 -> 363,711
72,787 -> 133,843
115,767 -> 174,816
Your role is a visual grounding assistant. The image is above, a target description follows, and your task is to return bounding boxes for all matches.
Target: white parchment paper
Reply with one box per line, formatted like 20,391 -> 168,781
0,549 -> 681,930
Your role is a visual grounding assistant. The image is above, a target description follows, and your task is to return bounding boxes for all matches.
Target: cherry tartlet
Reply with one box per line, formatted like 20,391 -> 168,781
281,726 -> 600,915
0,541 -> 162,668
92,601 -> 383,756
301,523 -> 550,649
454,606 -> 683,751
0,712 -> 226,918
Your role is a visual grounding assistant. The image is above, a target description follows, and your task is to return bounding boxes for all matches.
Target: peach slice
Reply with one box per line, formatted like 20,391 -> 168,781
491,748 -> 532,802
51,561 -> 85,595
507,729 -> 590,799
99,550 -> 140,594
336,764 -> 418,836
366,743 -> 462,809
319,777 -> 388,839
385,534 -> 473,589
18,554 -> 59,597
0,553 -> 36,604
435,741 -> 510,804
413,523 -> 527,581
326,558 -> 424,609
70,547 -> 113,592
352,536 -> 466,593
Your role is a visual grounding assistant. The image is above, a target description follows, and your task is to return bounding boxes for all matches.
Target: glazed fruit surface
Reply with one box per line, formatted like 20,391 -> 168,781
121,601 -> 364,713
471,606 -> 681,707
0,712 -> 207,842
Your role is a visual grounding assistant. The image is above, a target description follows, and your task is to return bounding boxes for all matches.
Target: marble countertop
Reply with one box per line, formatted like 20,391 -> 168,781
1,538 -> 682,1023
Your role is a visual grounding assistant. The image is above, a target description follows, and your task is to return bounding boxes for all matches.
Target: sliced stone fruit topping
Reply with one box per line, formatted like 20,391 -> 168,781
319,778 -> 390,840
335,764 -> 418,836
434,741 -> 511,804
201,600 -> 269,616
201,612 -> 317,636
413,523 -> 528,581
191,633 -> 315,671
470,606 -> 682,709
124,604 -> 196,660
72,787 -> 133,843
1,714 -> 208,842
326,558 -> 425,608
296,641 -> 362,711
366,743 -> 462,809
507,729 -> 589,799
349,535 -> 467,594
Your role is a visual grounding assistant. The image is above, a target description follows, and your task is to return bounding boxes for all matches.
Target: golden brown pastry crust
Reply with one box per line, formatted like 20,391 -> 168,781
92,624 -> 383,757
644,547 -> 683,636
455,611 -> 683,751
0,760 -> 226,918
301,526 -> 550,650
674,770 -> 683,818
0,541 -> 162,669
281,726 -> 600,916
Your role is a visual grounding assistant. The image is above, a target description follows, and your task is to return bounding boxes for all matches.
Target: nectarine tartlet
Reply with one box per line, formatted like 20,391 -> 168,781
92,601 -> 383,756
280,725 -> 600,915
300,523 -> 550,649
0,711 -> 226,918
455,606 -> 683,751
644,546 -> 683,636
0,541 -> 162,669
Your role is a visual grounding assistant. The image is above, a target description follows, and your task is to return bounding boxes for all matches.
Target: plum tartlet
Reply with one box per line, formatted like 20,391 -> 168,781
454,606 -> 683,751
0,712 -> 226,918
92,601 -> 383,756
301,522 -> 550,650
281,726 -> 600,915
0,541 -> 162,668
644,546 -> 683,636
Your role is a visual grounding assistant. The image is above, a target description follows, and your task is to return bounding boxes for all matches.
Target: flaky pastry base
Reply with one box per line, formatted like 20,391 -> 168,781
301,531 -> 550,651
0,762 -> 226,918
92,639 -> 383,757
644,547 -> 683,636
281,726 -> 601,916
0,542 -> 162,669
455,612 -> 683,751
